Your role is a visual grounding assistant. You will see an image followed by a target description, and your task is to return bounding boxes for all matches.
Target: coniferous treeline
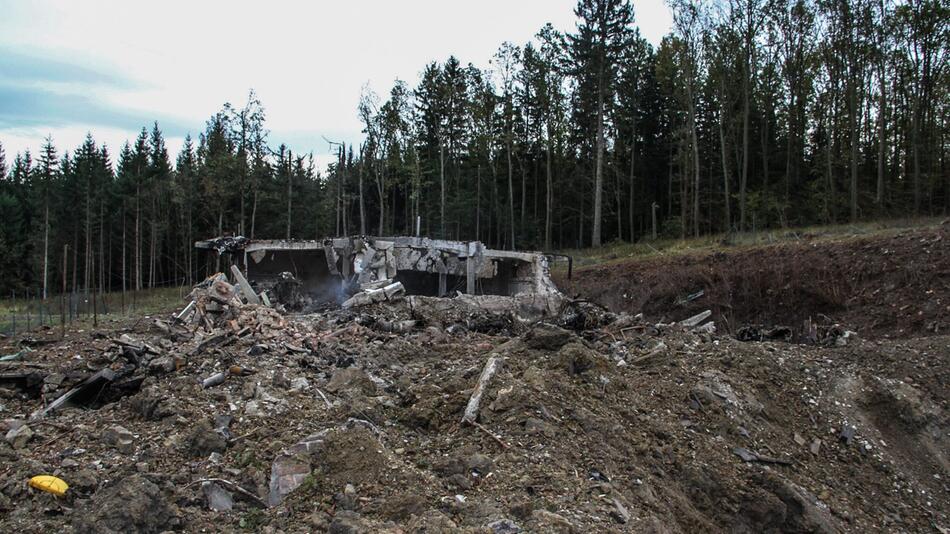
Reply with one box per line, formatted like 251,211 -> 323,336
0,92 -> 324,296
0,0 -> 947,294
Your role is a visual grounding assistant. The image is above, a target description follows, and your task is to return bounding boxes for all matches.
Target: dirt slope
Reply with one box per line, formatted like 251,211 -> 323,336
557,223 -> 949,340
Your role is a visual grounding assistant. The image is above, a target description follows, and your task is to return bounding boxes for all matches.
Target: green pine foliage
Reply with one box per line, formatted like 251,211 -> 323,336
0,0 -> 947,294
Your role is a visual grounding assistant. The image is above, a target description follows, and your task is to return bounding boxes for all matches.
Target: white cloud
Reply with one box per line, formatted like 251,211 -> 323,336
0,0 -> 672,169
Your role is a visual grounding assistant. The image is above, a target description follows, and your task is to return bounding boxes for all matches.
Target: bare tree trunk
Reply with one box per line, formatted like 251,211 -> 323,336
358,145 -> 366,235
377,157 -> 386,236
687,81 -> 701,239
477,164 -> 482,242
72,229 -> 78,295
507,137 -> 515,250
135,185 -> 141,291
489,159 -> 497,246
84,184 -> 91,295
43,204 -> 49,299
286,164 -> 293,239
615,149 -> 623,241
849,69 -> 859,222
440,140 -> 446,238
187,195 -> 193,284
912,103 -> 921,215
250,187 -> 258,240
99,200 -> 104,293
239,175 -> 245,236
876,65 -> 886,205
335,147 -> 342,237
149,197 -> 156,288
826,110 -> 836,223
122,206 -> 126,309
719,108 -> 732,231
592,85 -> 605,248
61,244 -> 67,337
693,127 -> 701,239
545,133 -> 553,250
414,147 -> 421,236
628,118 -> 636,242
668,143 -> 674,217
762,115 -> 770,194
680,135 -> 688,240
740,72 -> 750,232
578,176 -> 585,249
521,155 -> 527,232
215,210 -> 223,273
785,90 -> 795,207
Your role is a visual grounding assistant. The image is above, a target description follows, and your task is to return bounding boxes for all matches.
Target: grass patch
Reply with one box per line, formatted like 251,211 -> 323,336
0,286 -> 186,335
553,217 -> 943,272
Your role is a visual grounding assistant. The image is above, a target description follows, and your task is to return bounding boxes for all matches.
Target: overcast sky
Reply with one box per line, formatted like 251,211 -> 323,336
0,0 -> 672,171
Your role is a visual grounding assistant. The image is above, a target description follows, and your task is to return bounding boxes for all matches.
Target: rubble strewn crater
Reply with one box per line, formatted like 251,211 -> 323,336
0,229 -> 947,533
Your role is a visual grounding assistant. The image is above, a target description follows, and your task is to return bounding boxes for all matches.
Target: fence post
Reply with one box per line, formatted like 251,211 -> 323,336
61,244 -> 67,339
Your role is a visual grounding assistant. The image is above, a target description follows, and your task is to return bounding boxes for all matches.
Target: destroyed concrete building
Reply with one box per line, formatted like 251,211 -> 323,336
195,236 -> 564,312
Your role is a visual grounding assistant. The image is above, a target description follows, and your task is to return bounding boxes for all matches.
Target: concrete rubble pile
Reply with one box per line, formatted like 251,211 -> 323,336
0,236 -> 945,533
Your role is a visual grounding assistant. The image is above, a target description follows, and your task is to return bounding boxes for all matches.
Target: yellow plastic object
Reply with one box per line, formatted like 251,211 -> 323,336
29,475 -> 69,496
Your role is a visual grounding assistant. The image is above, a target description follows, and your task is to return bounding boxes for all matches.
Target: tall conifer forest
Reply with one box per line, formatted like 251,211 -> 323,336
0,0 -> 947,294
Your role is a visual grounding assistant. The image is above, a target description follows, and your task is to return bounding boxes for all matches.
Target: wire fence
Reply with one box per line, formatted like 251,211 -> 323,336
0,282 -> 190,338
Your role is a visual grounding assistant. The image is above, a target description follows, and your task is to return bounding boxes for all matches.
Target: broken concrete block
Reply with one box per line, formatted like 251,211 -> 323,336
148,356 -> 176,375
835,330 -> 858,346
524,323 -> 573,351
184,419 -> 228,457
5,424 -> 33,449
202,481 -> 234,511
244,400 -> 263,417
487,518 -> 523,534
341,282 -> 405,309
290,377 -> 310,391
230,265 -> 261,305
103,425 -> 135,454
267,454 -> 312,507
266,430 -> 329,507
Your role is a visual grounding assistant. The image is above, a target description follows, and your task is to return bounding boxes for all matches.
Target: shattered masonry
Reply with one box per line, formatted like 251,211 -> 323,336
195,236 -> 564,309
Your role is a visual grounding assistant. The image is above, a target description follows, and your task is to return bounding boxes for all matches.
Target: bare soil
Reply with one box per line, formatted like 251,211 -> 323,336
557,223 -> 950,340
0,225 -> 947,533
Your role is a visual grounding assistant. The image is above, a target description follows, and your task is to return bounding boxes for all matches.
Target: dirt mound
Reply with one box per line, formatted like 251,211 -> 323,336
557,225 -> 949,340
0,254 -> 947,532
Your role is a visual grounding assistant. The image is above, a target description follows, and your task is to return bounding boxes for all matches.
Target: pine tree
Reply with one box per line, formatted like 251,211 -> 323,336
147,123 -> 171,287
37,136 -> 58,298
569,0 -> 634,247
495,42 -> 521,249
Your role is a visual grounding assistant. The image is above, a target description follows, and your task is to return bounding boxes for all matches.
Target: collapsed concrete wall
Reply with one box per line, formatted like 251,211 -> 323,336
195,236 -> 562,310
